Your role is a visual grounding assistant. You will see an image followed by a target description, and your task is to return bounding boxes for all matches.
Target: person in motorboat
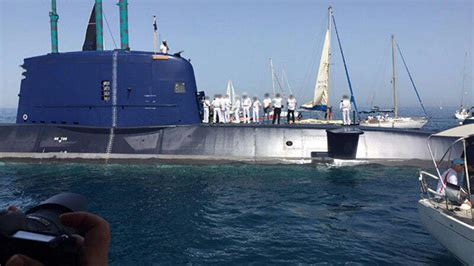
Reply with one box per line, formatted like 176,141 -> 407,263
252,96 -> 261,123
242,95 -> 252,124
339,95 -> 351,126
262,93 -> 272,123
202,96 -> 211,123
287,95 -> 297,124
436,158 -> 465,198
211,95 -> 222,123
272,93 -> 283,125
233,96 -> 241,123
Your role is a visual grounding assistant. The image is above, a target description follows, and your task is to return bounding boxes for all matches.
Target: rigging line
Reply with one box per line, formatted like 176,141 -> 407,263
395,41 -> 429,118
331,13 -> 359,118
103,11 -> 118,49
273,71 -> 286,94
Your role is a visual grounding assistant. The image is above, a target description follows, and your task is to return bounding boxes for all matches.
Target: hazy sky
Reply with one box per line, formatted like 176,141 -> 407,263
0,0 -> 472,109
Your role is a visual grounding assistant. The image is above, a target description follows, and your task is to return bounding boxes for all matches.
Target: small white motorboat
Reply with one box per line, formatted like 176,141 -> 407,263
454,107 -> 471,120
418,124 -> 474,265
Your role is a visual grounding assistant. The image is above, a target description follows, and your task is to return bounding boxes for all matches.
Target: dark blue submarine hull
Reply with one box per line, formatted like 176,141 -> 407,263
0,123 -> 459,165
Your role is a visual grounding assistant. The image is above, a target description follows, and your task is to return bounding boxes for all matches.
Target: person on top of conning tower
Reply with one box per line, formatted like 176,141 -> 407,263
160,40 -> 169,54
252,96 -> 262,123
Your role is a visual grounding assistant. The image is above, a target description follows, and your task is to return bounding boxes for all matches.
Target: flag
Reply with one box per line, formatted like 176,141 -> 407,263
153,16 -> 157,32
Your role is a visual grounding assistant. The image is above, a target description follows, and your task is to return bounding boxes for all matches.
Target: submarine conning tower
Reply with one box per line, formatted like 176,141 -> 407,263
16,0 -> 201,127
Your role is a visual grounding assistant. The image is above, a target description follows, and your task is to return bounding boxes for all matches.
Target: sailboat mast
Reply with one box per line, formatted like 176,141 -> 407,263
391,34 -> 397,118
270,58 -> 276,96
327,6 -> 332,119
460,52 -> 468,106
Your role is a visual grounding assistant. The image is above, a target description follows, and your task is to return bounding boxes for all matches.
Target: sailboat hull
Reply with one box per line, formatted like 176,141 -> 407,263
360,117 -> 428,129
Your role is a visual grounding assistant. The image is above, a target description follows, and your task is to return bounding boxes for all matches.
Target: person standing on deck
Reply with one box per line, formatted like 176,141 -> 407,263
219,95 -> 227,123
252,96 -> 262,123
212,95 -> 222,123
242,95 -> 252,123
202,96 -> 211,123
262,93 -> 272,123
287,95 -> 297,124
436,159 -> 465,197
272,93 -> 283,125
339,95 -> 351,126
223,95 -> 231,123
160,40 -> 169,54
233,96 -> 241,123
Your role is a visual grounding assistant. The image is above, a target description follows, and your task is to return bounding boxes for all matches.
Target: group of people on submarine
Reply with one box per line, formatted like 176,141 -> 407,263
200,93 -> 353,126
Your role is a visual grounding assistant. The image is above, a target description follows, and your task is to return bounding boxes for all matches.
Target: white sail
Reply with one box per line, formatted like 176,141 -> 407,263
226,80 -> 236,107
313,29 -> 330,106
302,28 -> 331,109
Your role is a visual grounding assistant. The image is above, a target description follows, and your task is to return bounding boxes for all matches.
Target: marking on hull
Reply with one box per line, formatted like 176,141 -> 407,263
106,51 -> 119,158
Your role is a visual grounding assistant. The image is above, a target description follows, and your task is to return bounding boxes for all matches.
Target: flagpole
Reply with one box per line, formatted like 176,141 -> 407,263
153,16 -> 157,54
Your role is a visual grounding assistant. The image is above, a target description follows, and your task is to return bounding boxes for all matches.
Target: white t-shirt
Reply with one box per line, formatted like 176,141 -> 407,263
263,98 -> 272,108
160,44 -> 168,54
203,99 -> 210,109
252,100 -> 261,109
243,98 -> 252,108
234,100 -> 241,110
287,98 -> 297,111
436,168 -> 459,196
273,97 -> 283,108
224,98 -> 231,109
340,99 -> 351,111
212,98 -> 221,109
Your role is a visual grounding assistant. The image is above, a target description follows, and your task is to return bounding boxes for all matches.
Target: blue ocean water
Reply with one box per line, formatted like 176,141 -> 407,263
0,108 -> 464,264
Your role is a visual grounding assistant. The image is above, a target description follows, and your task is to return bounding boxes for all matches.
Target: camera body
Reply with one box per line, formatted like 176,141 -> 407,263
0,193 -> 86,265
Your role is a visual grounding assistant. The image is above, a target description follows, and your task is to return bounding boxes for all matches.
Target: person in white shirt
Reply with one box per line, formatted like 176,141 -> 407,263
272,93 -> 283,125
242,95 -> 252,123
211,95 -> 222,123
159,40 -> 169,54
262,93 -> 272,123
223,95 -> 231,123
436,158 -> 465,197
233,96 -> 241,123
202,96 -> 211,123
339,95 -> 352,126
252,96 -> 262,123
286,95 -> 297,124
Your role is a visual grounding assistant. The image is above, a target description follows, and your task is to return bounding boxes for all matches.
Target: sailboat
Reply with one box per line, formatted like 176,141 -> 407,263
225,80 -> 236,109
299,6 -> 343,125
454,52 -> 471,120
360,34 -> 428,129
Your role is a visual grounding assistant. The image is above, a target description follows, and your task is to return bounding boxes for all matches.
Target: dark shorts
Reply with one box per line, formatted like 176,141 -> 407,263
264,107 -> 270,113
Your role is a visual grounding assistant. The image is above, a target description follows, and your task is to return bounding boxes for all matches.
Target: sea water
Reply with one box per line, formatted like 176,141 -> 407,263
0,107 -> 463,264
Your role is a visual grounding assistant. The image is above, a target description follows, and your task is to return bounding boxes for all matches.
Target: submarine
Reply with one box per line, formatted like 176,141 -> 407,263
0,0 -> 460,164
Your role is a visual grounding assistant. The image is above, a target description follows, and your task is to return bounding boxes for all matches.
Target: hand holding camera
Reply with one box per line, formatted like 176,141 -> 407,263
0,193 -> 110,265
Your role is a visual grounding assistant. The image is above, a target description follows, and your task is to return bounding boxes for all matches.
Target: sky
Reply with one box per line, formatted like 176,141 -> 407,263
0,0 -> 472,109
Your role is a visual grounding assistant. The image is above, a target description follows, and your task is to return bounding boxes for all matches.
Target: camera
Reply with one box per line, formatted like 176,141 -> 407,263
0,193 -> 86,265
